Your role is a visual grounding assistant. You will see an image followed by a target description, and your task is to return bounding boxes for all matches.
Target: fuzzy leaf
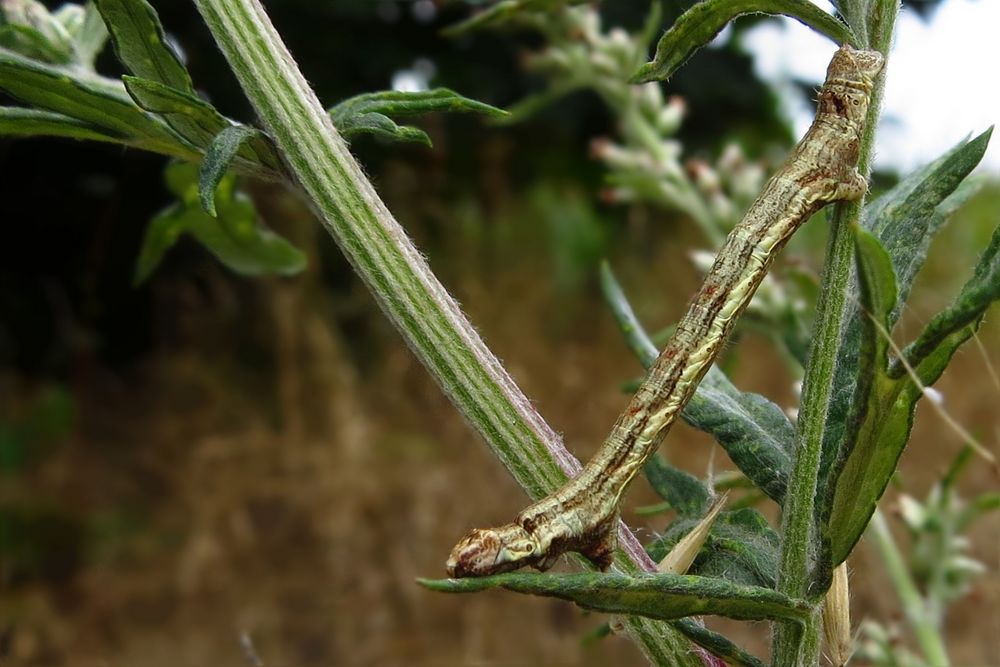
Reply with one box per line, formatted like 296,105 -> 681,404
632,0 -> 857,83
93,0 -> 193,94
73,2 -> 109,67
644,455 -> 711,517
673,618 -> 766,667
134,162 -> 305,284
199,124 -> 267,216
123,75 -> 225,147
329,88 -> 506,146
647,508 -> 779,588
419,572 -> 809,623
600,262 -> 794,502
817,130 -> 993,510
897,222 -> 1000,379
826,221 -> 1000,566
0,105 -> 126,143
0,45 -> 172,141
0,0 -> 75,63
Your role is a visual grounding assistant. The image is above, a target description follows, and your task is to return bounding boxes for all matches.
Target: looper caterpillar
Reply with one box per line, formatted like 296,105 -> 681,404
447,45 -> 884,578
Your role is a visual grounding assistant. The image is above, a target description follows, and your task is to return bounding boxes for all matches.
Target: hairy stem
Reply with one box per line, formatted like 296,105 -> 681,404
190,0 -> 701,663
772,4 -> 898,666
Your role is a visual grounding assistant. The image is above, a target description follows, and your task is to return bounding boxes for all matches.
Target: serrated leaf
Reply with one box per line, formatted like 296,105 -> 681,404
134,162 -> 305,284
329,88 -> 506,146
673,618 -> 766,667
93,0 -> 193,94
644,454 -> 711,517
600,262 -> 794,502
0,46 -> 176,144
631,0 -> 857,83
200,125 -> 259,216
419,572 -> 809,623
0,106 -> 126,143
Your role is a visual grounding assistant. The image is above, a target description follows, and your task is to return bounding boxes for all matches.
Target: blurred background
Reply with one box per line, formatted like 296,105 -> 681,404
1,0 -> 998,665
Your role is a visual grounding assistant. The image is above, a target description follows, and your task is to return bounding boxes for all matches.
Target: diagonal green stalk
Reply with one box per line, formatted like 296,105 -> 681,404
190,0 -> 702,663
772,3 -> 898,666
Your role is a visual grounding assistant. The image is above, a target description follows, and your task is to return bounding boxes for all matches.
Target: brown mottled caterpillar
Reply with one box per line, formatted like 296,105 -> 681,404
447,45 -> 884,578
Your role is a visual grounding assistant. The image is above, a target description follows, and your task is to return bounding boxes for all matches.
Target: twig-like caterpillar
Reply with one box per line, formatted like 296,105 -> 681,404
447,45 -> 884,578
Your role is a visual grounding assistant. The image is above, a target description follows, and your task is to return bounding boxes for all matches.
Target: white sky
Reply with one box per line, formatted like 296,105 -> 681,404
739,0 -> 1000,173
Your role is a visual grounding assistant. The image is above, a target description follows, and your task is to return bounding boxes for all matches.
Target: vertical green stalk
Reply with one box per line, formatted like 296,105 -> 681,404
869,510 -> 951,666
773,3 -> 898,665
190,0 -> 700,663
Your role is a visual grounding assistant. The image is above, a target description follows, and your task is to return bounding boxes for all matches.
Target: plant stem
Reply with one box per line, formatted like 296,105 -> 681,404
869,510 -> 951,666
772,4 -> 898,664
190,0 -> 701,663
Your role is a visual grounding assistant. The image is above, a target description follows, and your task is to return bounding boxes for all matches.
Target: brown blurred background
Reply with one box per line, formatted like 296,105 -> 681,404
1,1 -> 998,665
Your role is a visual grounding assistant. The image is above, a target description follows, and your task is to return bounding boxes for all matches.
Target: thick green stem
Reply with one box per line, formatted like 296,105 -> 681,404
190,0 -> 701,664
773,4 -> 898,665
869,510 -> 951,666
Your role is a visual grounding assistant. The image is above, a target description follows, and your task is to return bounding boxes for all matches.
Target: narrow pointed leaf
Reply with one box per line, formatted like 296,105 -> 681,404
673,618 -> 766,667
818,130 -> 993,507
0,106 -> 127,143
329,88 -> 505,146
600,262 -> 794,502
826,223 -> 1000,565
644,455 -> 711,517
94,0 -> 194,94
419,572 -> 810,623
200,124 -> 262,216
647,508 -> 779,588
896,221 -> 1000,378
0,46 -> 176,142
74,2 -> 110,68
443,0 -> 584,36
134,162 -> 305,284
123,75 -> 281,170
632,0 -> 857,83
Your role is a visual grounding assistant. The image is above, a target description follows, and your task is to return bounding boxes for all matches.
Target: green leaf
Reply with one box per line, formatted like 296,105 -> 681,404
0,106 -> 127,143
0,0 -> 75,63
600,261 -> 794,502
0,45 -> 177,146
123,76 -> 281,170
684,368 -> 794,503
134,162 -> 305,284
647,508 -> 779,588
817,130 -> 992,511
897,221 -> 1000,379
864,128 -> 993,322
200,125 -> 260,216
644,455 -> 711,517
93,0 -> 194,94
824,221 -> 1000,566
419,572 -> 810,623
631,0 -> 857,83
443,0 -> 584,36
673,618 -> 766,667
329,88 -> 506,146
74,2 -> 111,68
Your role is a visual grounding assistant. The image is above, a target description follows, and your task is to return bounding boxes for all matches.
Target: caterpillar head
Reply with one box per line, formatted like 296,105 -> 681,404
446,523 -> 540,578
